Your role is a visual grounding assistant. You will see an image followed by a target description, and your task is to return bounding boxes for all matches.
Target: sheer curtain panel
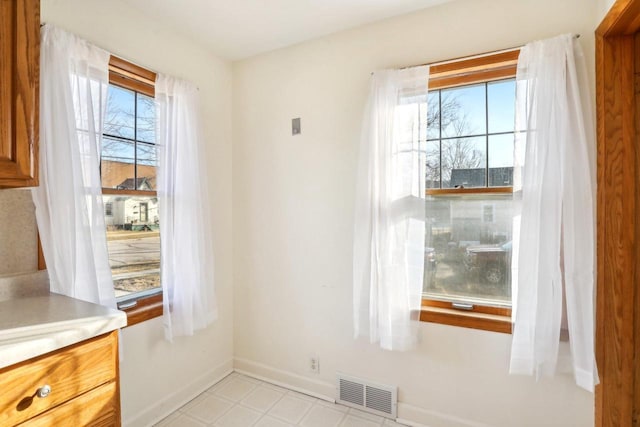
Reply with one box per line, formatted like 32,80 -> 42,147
353,66 -> 429,351
510,34 -> 598,391
32,25 -> 115,307
156,75 -> 217,342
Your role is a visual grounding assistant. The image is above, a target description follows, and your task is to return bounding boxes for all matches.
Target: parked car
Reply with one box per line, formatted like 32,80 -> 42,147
463,241 -> 511,284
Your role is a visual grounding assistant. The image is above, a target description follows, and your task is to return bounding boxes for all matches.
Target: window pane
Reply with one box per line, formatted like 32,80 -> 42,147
488,133 -> 514,187
105,85 -> 135,139
136,142 -> 157,190
101,137 -> 135,189
488,79 -> 516,134
425,140 -> 441,189
424,193 -> 513,305
137,93 -> 156,143
104,195 -> 160,299
441,136 -> 486,188
441,84 -> 486,138
426,92 -> 440,140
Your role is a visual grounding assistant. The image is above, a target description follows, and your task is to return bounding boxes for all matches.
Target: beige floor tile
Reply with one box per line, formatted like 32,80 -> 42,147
340,414 -> 384,427
347,408 -> 385,423
182,393 -> 234,423
153,411 -> 181,426
259,381 -> 290,394
242,385 -> 285,412
383,419 -> 409,426
213,376 -> 259,402
214,404 -> 262,427
286,389 -> 318,403
299,404 -> 347,427
157,414 -> 207,427
267,394 -> 314,424
156,373 -> 407,427
316,399 -> 349,412
254,416 -> 296,427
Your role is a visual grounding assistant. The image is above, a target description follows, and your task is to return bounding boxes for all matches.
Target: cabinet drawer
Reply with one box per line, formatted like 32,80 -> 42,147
0,331 -> 117,426
20,381 -> 118,427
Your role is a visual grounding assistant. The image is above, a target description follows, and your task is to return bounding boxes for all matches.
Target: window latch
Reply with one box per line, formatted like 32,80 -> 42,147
118,300 -> 137,310
452,302 -> 474,311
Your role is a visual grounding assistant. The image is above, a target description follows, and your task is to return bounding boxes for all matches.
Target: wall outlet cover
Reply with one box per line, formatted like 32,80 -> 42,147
292,118 -> 301,135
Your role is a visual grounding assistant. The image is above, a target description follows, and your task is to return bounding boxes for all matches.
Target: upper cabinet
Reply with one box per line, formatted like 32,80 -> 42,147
0,0 -> 39,188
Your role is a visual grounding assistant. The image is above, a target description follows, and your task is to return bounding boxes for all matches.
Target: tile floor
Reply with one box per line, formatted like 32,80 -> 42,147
154,372 -> 408,427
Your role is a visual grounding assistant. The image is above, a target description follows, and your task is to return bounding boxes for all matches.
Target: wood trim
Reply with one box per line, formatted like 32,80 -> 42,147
596,1 -> 640,425
108,56 -> 155,97
109,56 -> 156,82
597,0 -> 640,36
420,299 -> 512,334
113,330 -> 121,427
37,233 -> 45,270
429,50 -> 520,77
120,293 -> 163,327
429,50 -> 519,90
426,186 -> 513,196
101,188 -> 157,196
108,72 -> 154,98
430,66 -> 517,90
422,298 -> 511,316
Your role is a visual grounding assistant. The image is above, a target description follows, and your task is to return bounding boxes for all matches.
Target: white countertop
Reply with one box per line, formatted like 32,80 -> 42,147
0,293 -> 127,369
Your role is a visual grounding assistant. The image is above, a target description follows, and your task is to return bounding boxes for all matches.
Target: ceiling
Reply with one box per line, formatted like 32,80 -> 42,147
121,0 -> 452,60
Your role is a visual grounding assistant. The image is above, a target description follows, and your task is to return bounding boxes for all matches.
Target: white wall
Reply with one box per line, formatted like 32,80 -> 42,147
598,0 -> 615,23
232,0 -> 598,426
41,1 -> 234,425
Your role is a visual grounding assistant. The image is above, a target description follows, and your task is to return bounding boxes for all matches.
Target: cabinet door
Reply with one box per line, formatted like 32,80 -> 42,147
21,382 -> 120,427
0,332 -> 118,426
0,0 -> 39,188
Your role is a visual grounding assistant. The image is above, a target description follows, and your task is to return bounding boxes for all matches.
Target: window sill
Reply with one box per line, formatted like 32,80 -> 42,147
420,300 -> 512,334
119,293 -> 163,327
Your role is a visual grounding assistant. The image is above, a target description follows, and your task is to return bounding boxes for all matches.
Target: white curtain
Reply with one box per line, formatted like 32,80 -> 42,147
353,66 -> 429,351
510,34 -> 598,391
156,75 -> 217,342
32,25 -> 115,308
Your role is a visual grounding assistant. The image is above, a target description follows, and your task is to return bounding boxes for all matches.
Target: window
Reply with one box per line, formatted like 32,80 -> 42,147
102,56 -> 162,323
420,50 -> 520,333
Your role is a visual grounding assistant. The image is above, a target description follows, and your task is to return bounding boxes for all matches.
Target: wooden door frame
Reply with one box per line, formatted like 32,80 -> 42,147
596,1 -> 640,425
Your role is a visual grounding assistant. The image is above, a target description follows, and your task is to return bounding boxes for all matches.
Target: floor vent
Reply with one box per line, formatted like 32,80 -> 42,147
336,373 -> 397,418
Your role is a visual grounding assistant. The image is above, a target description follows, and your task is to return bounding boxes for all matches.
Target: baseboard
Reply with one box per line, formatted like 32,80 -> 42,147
397,402 -> 492,427
233,357 -> 335,401
123,358 -> 233,427
234,357 -> 487,427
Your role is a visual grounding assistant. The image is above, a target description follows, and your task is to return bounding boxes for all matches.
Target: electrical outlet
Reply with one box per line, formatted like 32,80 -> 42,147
310,356 -> 320,373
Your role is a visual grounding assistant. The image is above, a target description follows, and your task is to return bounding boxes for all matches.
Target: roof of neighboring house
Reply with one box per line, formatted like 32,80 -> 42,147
117,177 -> 153,190
101,160 -> 156,189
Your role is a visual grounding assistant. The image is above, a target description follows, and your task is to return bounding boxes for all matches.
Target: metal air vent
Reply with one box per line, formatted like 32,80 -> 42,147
336,373 -> 397,418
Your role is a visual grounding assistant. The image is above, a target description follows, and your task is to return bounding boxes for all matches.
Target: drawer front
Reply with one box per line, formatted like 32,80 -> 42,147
19,381 -> 119,427
0,331 -> 117,426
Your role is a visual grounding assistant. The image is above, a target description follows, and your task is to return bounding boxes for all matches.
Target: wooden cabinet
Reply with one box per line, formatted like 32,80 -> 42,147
0,331 -> 121,426
0,0 -> 39,188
